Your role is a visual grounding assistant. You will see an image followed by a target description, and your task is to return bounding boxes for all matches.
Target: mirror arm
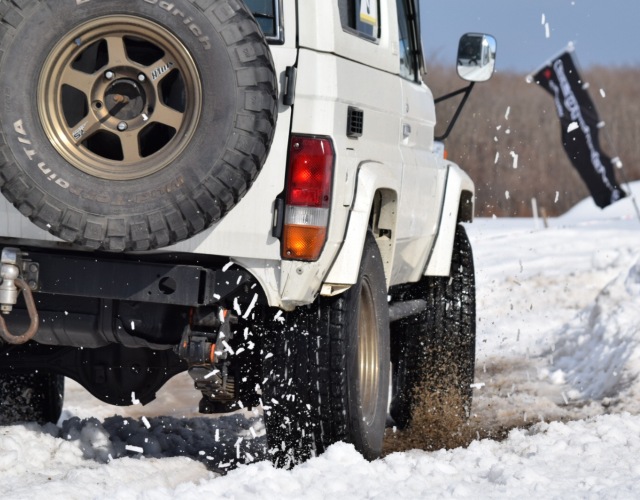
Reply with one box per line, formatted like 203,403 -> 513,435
434,81 -> 475,142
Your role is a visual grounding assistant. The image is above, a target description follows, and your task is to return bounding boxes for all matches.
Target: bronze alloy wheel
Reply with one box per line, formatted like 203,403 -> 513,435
358,277 -> 381,425
38,15 -> 202,181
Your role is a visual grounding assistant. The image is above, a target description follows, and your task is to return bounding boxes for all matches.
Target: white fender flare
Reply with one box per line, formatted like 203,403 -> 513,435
322,161 -> 400,290
424,163 -> 474,276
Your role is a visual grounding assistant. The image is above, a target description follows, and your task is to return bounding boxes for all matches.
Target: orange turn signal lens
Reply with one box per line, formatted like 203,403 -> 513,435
282,225 -> 327,261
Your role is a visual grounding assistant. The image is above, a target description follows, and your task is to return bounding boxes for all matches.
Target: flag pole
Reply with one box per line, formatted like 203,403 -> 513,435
609,157 -> 640,221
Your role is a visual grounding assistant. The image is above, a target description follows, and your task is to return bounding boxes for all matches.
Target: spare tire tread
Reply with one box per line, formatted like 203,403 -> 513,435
0,0 -> 278,251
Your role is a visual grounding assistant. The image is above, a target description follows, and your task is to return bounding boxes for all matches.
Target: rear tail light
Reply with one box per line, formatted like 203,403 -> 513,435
282,135 -> 335,261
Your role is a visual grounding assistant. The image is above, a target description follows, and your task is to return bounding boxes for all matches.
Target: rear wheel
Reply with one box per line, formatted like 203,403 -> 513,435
0,372 -> 64,425
390,224 -> 476,432
261,233 -> 390,467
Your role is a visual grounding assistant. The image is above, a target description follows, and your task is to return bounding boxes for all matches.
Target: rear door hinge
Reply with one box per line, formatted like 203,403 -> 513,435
283,66 -> 297,106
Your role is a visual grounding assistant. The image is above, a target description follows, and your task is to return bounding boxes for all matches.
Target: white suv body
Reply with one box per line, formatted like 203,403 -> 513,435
0,0 -> 473,310
0,0 -> 494,465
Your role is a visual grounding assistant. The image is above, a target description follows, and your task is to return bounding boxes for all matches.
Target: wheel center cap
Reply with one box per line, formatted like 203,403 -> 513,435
105,79 -> 146,120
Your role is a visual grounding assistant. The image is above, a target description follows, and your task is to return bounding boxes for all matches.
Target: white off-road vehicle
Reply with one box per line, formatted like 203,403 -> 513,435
0,0 -> 495,466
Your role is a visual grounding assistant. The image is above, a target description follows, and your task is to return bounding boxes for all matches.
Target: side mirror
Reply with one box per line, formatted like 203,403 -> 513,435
457,33 -> 497,82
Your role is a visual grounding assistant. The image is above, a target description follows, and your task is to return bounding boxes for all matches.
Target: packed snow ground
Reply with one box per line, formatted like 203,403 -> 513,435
1,187 -> 640,498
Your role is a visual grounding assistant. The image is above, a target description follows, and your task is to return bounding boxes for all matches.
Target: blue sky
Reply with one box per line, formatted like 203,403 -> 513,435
420,0 -> 640,73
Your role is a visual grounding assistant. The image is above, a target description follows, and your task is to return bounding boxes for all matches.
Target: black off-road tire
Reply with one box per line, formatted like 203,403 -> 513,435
0,371 -> 64,425
261,233 -> 390,467
390,224 -> 476,430
0,0 -> 277,251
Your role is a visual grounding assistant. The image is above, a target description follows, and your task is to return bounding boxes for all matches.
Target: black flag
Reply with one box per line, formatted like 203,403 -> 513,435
532,50 -> 625,208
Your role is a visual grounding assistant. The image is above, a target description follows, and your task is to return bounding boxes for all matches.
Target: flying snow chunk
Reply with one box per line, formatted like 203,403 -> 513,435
222,340 -> 235,355
233,297 -> 242,316
242,293 -> 258,320
545,22 -> 550,38
567,121 -> 579,133
125,445 -> 144,454
510,151 -> 519,169
141,416 -> 151,429
600,88 -> 606,98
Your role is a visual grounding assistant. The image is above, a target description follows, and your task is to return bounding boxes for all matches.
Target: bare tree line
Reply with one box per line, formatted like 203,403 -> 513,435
425,64 -> 640,217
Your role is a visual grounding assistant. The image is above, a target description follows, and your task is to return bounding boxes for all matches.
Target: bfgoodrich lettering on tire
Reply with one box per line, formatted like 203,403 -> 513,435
0,0 -> 277,251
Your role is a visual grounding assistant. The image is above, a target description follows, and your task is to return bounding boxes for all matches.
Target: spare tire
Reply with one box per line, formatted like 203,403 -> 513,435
0,0 -> 277,251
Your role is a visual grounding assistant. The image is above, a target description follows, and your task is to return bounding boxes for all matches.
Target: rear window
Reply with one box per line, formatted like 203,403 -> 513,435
245,0 -> 283,43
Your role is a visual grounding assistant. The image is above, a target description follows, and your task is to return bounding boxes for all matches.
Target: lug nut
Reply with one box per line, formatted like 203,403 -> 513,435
105,70 -> 115,80
117,121 -> 128,131
138,73 -> 146,82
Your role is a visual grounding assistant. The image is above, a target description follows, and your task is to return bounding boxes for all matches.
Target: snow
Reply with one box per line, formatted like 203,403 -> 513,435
2,188 -> 640,498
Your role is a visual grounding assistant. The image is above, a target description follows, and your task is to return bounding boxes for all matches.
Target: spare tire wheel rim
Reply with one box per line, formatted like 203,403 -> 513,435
38,15 -> 202,181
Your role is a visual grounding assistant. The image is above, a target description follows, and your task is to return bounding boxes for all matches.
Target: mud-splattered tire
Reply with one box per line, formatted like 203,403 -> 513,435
390,224 -> 476,430
261,233 -> 390,467
0,371 -> 64,425
0,0 -> 277,251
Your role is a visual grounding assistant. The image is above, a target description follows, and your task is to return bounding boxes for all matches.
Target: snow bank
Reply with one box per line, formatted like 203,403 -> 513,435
153,418 -> 640,499
561,180 -> 640,222
5,414 -> 640,499
552,257 -> 640,406
0,424 -> 212,499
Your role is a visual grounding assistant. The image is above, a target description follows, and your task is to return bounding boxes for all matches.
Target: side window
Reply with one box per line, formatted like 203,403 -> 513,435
338,0 -> 380,40
245,0 -> 283,42
396,0 -> 417,81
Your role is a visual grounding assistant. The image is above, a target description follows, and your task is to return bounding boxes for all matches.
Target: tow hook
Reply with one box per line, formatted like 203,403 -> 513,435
176,308 -> 238,412
0,247 -> 39,344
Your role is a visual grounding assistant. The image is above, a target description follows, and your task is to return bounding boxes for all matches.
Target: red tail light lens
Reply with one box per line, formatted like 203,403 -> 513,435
282,135 -> 335,261
286,136 -> 334,208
